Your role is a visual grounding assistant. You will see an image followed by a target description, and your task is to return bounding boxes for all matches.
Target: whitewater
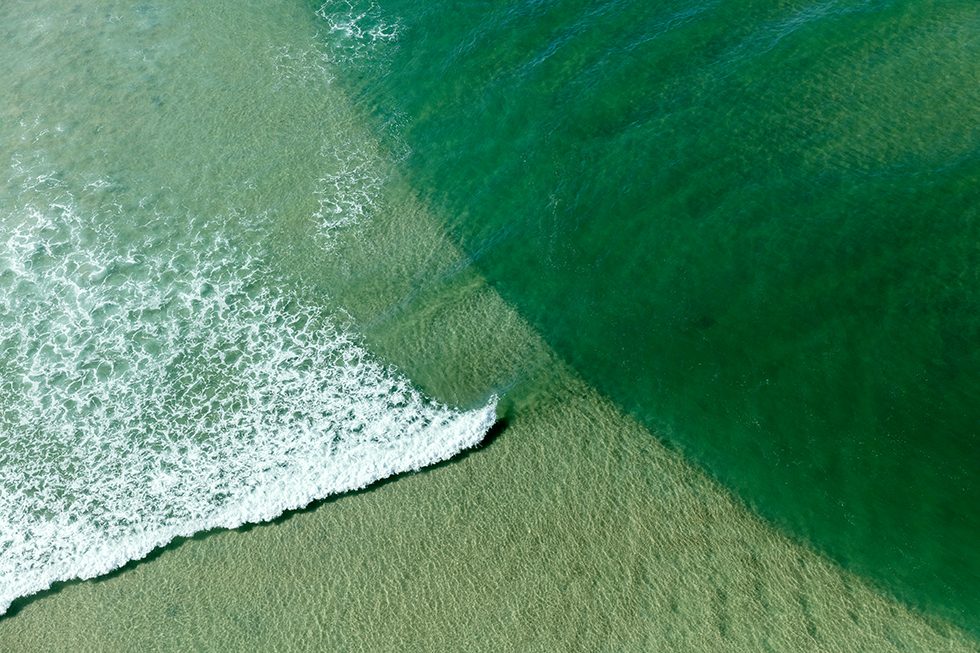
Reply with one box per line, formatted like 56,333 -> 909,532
0,0 -> 503,616
0,172 -> 495,614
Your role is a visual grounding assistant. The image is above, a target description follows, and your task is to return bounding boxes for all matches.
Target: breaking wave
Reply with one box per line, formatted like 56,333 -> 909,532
0,182 -> 496,615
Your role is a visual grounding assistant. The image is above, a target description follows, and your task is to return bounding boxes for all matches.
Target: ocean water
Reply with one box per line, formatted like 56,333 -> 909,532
0,0 -> 496,616
0,0 -> 977,650
326,0 -> 980,633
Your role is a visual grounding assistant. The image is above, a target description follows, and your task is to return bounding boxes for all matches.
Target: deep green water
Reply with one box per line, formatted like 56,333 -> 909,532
0,0 -> 977,647
319,0 -> 980,632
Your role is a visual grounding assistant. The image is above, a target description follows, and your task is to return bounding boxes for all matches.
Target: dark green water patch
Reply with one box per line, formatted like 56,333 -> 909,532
317,0 -> 980,633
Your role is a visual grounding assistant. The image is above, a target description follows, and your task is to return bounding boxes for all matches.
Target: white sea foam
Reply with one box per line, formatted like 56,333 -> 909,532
0,192 -> 496,615
270,42 -> 337,89
271,0 -> 401,91
314,141 -> 386,246
315,1 -> 400,63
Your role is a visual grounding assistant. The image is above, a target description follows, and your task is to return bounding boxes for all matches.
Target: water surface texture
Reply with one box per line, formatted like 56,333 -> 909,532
0,0 -> 494,614
329,0 -> 980,631
0,0 -> 977,649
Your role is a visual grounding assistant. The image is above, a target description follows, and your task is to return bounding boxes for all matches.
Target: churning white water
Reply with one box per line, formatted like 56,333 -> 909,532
0,178 -> 495,614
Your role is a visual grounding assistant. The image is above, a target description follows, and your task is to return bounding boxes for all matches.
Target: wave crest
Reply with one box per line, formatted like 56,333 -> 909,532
0,196 -> 496,615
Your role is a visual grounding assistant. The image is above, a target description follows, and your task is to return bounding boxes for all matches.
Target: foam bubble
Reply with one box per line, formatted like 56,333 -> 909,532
270,43 -> 337,89
315,1 -> 401,63
314,141 -> 386,246
0,190 -> 496,615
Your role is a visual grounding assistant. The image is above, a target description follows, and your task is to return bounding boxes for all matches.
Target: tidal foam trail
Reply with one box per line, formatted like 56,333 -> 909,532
0,186 -> 496,615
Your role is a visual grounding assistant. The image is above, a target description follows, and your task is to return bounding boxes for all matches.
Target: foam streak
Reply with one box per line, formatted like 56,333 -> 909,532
0,198 -> 495,615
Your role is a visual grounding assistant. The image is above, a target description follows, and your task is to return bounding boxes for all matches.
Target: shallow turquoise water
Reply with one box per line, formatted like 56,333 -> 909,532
321,0 -> 980,632
0,0 -> 976,645
0,0 -> 496,615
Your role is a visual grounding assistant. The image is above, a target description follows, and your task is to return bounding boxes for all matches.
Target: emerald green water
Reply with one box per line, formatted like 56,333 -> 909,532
0,0 -> 977,649
325,0 -> 980,632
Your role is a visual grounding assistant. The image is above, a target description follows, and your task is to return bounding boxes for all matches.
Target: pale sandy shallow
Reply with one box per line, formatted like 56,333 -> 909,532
1,170 -> 976,652
0,3 -> 975,648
